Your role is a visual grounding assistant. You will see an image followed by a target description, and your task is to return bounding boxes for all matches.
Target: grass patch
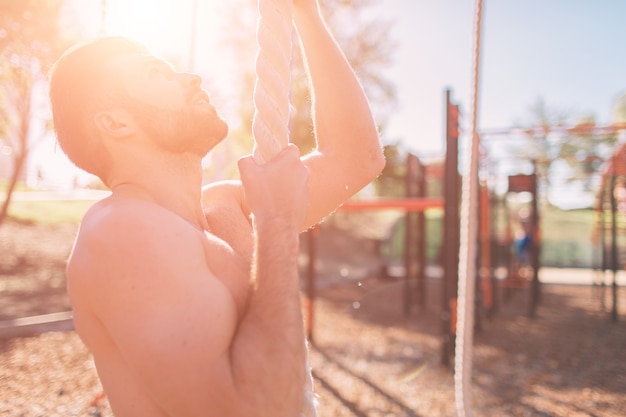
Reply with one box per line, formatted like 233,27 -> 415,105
7,200 -> 95,225
541,206 -> 595,238
0,180 -> 32,193
540,206 -> 596,267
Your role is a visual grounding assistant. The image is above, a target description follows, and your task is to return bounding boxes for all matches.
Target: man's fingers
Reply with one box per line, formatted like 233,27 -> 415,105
239,144 -> 301,176
237,155 -> 257,179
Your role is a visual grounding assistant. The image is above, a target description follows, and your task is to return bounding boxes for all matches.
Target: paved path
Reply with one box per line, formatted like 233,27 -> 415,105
540,267 -> 626,286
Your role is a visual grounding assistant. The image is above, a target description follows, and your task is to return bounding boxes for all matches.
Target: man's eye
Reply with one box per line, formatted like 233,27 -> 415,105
149,67 -> 173,80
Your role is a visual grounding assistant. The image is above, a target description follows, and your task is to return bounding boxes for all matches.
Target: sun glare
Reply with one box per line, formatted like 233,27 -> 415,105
100,0 -> 223,70
104,0 -> 192,60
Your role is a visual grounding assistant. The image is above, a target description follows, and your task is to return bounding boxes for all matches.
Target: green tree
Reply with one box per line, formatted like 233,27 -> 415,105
0,0 -> 72,225
220,0 -> 396,157
510,98 -> 570,200
373,143 -> 406,197
614,92 -> 626,124
560,116 -> 616,192
508,97 -> 618,203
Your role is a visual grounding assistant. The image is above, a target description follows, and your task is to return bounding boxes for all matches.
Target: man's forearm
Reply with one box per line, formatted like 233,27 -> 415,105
229,217 -> 306,416
290,3 -> 384,231
294,4 -> 380,154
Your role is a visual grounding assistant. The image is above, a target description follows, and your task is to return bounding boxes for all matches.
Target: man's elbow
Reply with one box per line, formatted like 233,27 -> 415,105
372,146 -> 386,176
364,139 -> 386,180
349,144 -> 385,192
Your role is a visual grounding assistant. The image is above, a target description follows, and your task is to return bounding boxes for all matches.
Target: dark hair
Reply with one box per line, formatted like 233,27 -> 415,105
48,37 -> 148,184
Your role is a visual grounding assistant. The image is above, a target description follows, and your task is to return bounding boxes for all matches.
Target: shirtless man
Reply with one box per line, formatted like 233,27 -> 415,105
48,1 -> 384,416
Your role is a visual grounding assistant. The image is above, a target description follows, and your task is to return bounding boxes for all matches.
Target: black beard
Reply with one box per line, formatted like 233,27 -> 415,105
126,101 -> 228,156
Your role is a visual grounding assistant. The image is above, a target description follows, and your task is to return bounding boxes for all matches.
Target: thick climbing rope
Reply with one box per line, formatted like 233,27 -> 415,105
454,0 -> 484,416
252,1 -> 318,416
252,0 -> 293,163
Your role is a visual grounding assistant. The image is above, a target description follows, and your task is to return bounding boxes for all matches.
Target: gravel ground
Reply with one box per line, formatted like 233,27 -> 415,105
1,220 -> 625,416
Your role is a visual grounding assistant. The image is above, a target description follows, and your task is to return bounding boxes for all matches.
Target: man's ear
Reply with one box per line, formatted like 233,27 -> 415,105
93,109 -> 136,138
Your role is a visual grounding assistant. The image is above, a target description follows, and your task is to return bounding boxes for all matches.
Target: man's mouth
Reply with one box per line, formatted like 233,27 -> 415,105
191,90 -> 211,105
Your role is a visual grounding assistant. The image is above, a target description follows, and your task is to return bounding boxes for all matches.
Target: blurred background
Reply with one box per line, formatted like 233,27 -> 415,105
1,2 -> 626,416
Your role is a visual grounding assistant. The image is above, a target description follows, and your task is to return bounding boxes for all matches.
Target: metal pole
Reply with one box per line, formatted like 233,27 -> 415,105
306,227 -> 317,342
404,154 -> 416,316
188,0 -> 199,71
442,89 -> 460,366
529,169 -> 541,318
600,188 -> 607,311
609,173 -> 618,322
417,158 -> 427,308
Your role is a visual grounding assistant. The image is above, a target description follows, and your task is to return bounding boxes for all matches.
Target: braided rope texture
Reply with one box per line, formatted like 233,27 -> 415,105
454,0 -> 484,416
252,0 -> 293,163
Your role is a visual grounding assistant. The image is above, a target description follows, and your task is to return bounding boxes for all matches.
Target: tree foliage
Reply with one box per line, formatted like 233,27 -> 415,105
0,0 -> 71,225
373,143 -> 406,197
560,116 -> 616,191
507,97 -> 619,203
509,98 -> 570,193
614,92 -> 626,124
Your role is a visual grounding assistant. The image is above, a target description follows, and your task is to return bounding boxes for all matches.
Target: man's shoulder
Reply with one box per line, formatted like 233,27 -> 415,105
78,197 -> 196,248
68,197 -> 207,284
201,180 -> 250,222
201,180 -> 244,208
83,196 -> 162,225
201,180 -> 253,254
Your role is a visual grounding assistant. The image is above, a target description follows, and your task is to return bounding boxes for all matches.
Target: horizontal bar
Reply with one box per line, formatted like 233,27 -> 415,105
338,198 -> 444,212
0,311 -> 74,340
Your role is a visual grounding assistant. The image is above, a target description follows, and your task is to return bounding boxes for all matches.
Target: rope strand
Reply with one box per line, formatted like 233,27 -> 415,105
252,0 -> 293,163
455,0 -> 484,416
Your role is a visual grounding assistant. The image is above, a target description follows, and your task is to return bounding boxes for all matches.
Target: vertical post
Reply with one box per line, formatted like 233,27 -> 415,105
404,154 -> 419,316
529,169 -> 541,318
306,226 -> 318,342
442,89 -> 460,366
503,196 -> 513,301
489,189 -> 499,316
609,172 -> 619,322
599,187 -> 607,310
417,158 -> 427,308
475,184 -> 492,332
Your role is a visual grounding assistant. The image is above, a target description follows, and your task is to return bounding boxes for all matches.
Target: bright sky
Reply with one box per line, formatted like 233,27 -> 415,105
376,0 -> 626,157
34,0 -> 626,200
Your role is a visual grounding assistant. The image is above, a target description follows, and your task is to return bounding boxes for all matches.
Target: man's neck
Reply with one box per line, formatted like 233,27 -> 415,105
108,149 -> 209,231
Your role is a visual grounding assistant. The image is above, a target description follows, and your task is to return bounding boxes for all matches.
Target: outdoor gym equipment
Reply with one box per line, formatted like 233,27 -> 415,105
302,152 -> 449,330
596,142 -> 626,322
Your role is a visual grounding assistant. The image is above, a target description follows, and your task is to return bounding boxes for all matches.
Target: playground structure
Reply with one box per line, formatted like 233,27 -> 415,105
595,132 -> 626,322
301,90 -> 626,377
301,87 -> 549,367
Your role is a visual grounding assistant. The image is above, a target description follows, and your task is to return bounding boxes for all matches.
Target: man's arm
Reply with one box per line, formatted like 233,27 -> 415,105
74,148 -> 309,417
205,2 -> 383,231
234,144 -> 310,413
294,0 -> 385,229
